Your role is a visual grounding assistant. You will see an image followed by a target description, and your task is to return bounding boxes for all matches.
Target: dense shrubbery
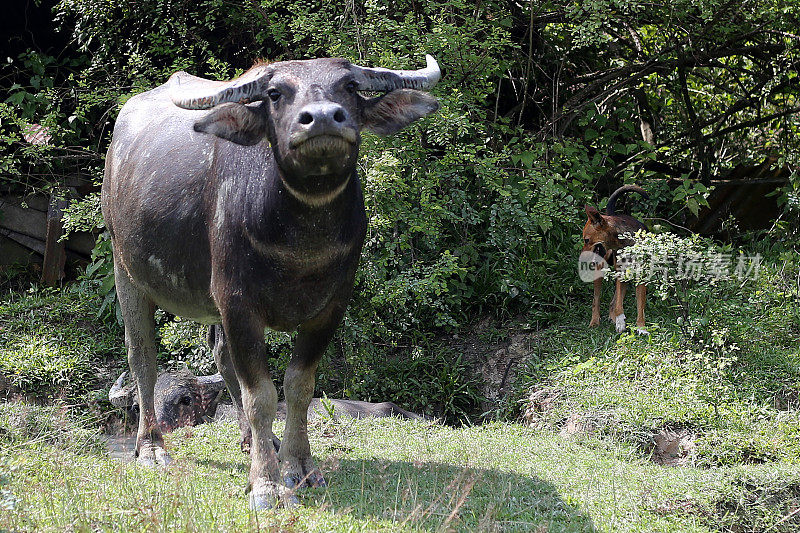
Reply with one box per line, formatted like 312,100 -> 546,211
1,1 -> 798,418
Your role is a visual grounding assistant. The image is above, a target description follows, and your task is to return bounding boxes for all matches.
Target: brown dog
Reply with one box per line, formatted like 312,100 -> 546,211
582,185 -> 648,333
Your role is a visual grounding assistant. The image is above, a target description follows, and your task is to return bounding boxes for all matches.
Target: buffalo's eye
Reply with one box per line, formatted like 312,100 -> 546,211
267,89 -> 281,102
179,395 -> 192,406
584,238 -> 590,244
345,81 -> 358,94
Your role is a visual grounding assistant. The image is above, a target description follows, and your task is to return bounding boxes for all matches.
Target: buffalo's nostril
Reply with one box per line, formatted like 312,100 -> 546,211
333,109 -> 346,123
299,112 -> 313,125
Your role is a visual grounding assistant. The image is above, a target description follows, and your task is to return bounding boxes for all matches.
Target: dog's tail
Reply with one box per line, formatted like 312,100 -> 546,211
606,185 -> 649,215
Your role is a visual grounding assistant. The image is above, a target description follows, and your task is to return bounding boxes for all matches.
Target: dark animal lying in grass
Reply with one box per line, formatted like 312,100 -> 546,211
109,369 -> 226,432
109,369 -> 424,433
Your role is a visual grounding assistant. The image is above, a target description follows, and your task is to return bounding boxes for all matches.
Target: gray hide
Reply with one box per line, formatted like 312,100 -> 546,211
110,369 -> 424,431
109,369 -> 226,432
101,54 -> 440,508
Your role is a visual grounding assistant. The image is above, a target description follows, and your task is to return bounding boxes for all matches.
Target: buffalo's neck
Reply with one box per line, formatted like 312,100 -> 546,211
285,171 -> 361,229
234,168 -> 365,271
222,168 -> 366,330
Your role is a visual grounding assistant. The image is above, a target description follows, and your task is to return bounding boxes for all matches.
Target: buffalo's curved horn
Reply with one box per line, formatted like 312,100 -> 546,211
351,54 -> 441,92
197,373 -> 227,392
109,371 -> 137,408
197,373 -> 227,416
170,64 -> 274,110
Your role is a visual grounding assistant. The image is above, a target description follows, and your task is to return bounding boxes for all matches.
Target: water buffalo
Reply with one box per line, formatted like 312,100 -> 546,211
102,55 -> 440,507
109,369 -> 227,432
109,368 -> 425,431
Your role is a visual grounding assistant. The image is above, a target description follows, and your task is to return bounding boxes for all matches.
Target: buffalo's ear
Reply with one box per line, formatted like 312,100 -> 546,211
585,205 -> 606,227
361,89 -> 439,136
193,103 -> 267,146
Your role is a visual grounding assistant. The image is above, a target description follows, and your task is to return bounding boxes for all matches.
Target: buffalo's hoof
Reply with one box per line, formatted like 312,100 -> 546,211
136,443 -> 172,467
305,469 -> 326,488
283,470 -> 325,489
281,459 -> 326,489
249,479 -> 298,510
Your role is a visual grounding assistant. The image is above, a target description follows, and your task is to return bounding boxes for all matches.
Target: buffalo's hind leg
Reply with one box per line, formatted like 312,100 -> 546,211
114,260 -> 170,466
280,318 -> 340,489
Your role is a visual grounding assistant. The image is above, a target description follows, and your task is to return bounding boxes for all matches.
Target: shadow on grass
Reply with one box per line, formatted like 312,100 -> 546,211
302,458 -> 592,531
194,457 -> 248,473
180,447 -> 594,530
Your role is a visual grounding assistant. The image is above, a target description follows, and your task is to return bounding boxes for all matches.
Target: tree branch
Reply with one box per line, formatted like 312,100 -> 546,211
675,106 -> 800,151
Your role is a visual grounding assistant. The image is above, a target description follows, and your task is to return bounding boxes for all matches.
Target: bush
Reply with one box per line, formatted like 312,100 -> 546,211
346,347 -> 485,424
3,0 -> 798,414
614,231 -> 762,336
0,285 -> 123,402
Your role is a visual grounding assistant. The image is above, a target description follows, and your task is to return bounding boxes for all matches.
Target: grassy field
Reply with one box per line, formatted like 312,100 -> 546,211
3,403 -> 800,532
1,248 -> 799,532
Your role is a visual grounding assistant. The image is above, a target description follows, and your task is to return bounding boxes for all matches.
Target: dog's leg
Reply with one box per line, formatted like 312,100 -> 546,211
635,284 -> 647,334
590,277 -> 602,327
612,278 -> 627,332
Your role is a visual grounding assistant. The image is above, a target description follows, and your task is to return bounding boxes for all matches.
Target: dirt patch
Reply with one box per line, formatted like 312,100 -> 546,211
522,390 -> 700,467
559,413 -> 603,438
481,333 -> 538,401
649,428 -> 696,467
774,387 -> 800,411
653,498 -> 710,518
0,372 -> 41,404
522,386 -> 562,427
0,371 -> 11,399
448,321 -> 540,410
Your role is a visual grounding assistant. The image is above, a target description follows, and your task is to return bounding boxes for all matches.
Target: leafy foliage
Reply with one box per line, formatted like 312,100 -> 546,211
516,246 -> 800,468
614,230 -> 759,334
1,0 -> 798,413
346,348 -> 484,423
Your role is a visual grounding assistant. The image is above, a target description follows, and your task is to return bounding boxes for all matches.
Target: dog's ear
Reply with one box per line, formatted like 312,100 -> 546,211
585,205 -> 606,227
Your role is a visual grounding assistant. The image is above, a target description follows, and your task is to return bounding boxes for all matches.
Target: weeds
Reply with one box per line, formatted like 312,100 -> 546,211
0,285 -> 123,402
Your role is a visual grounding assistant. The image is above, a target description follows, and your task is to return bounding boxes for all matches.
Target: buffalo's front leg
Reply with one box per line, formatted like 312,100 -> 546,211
209,325 -> 281,453
113,260 -> 170,466
280,321 -> 339,489
220,309 -> 291,509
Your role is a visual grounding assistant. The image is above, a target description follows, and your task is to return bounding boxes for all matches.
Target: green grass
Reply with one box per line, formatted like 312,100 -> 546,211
0,249 -> 799,531
511,255 -> 800,469
514,317 -> 800,465
0,285 -> 124,402
1,403 -> 799,532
